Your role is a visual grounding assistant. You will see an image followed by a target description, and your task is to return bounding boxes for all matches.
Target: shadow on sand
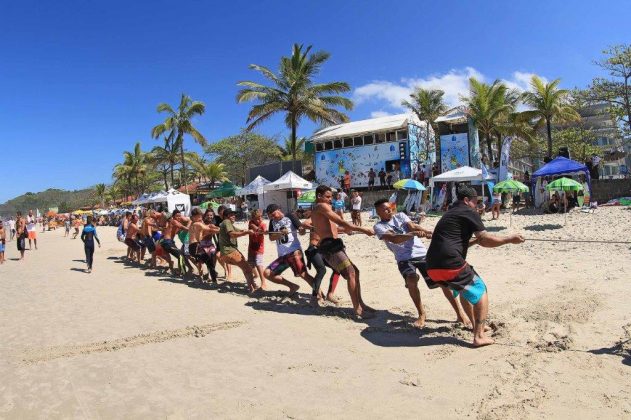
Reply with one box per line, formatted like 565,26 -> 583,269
589,342 -> 631,366
523,223 -> 564,231
359,317 -> 470,348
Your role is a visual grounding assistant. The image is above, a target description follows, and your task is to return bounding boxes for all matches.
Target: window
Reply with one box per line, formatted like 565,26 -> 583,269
386,131 -> 396,142
316,142 -> 323,152
363,134 -> 374,144
375,133 -> 386,143
396,129 -> 408,140
343,137 -> 353,147
353,136 -> 363,146
325,141 -> 333,150
334,139 -> 342,149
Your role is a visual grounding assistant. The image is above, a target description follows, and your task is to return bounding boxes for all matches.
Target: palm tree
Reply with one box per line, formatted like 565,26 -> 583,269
198,162 -> 229,186
519,76 -> 581,158
462,78 -> 517,162
185,151 -> 207,183
114,142 -> 147,196
151,94 -> 207,193
278,136 -> 306,161
402,88 -> 448,164
95,183 -> 107,208
236,43 -> 353,167
150,133 -> 179,189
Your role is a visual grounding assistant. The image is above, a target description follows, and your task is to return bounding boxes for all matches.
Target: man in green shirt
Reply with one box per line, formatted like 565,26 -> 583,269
218,210 -> 257,292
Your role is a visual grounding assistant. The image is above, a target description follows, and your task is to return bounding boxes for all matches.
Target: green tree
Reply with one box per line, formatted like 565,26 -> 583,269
463,78 -> 517,161
589,44 -> 631,134
151,94 -> 207,193
519,76 -> 581,158
185,151 -> 207,183
206,132 -> 281,185
401,88 -> 448,163
236,43 -> 353,167
197,162 -> 229,186
95,183 -> 107,208
278,136 -> 306,161
150,133 -> 179,189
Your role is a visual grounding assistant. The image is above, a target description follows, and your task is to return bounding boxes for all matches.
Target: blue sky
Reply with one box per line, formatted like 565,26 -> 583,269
1,0 -> 629,203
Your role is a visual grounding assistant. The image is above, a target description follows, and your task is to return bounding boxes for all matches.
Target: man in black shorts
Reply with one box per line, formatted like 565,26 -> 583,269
426,185 -> 524,347
373,199 -> 471,328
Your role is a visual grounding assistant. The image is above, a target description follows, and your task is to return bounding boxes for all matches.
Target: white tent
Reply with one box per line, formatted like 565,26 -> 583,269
429,166 -> 493,186
133,189 -> 191,215
263,171 -> 313,191
262,171 -> 313,213
236,175 -> 271,196
429,166 -> 495,209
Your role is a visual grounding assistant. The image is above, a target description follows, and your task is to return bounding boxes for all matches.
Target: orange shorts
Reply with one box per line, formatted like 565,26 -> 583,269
28,231 -> 37,240
222,250 -> 245,265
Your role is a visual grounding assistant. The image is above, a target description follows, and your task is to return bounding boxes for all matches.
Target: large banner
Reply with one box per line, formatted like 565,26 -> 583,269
498,136 -> 514,181
315,142 -> 407,188
440,133 -> 470,173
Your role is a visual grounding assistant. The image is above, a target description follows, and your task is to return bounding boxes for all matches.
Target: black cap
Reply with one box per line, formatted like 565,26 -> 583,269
224,209 -> 237,217
456,185 -> 477,200
266,204 -> 281,214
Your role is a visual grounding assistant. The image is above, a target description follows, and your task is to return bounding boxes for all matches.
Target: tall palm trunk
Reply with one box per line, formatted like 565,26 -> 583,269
483,133 -> 493,163
178,132 -> 188,193
291,115 -> 297,172
546,117 -> 553,158
169,160 -> 175,188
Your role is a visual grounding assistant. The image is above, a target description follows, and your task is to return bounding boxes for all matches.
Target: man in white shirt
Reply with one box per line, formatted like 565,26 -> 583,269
350,191 -> 362,226
8,218 -> 16,241
373,198 -> 471,328
26,209 -> 38,250
264,204 -> 316,296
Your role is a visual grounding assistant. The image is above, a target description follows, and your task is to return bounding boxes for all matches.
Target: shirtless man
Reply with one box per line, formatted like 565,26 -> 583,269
188,208 -> 220,282
15,212 -> 26,260
302,216 -> 342,305
311,185 -> 376,318
160,210 -> 190,276
124,214 -> 142,264
140,210 -> 158,268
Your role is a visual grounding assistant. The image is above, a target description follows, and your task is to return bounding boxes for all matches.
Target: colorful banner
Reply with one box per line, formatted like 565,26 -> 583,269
440,133 -> 469,173
498,136 -> 514,181
315,142 -> 408,188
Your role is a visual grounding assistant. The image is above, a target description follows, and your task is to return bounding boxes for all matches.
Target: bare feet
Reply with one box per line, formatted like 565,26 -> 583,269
260,282 -> 268,290
287,284 -> 300,297
361,303 -> 377,313
326,294 -> 340,305
457,316 -> 473,329
354,308 -> 375,320
473,336 -> 495,347
310,295 -> 322,308
413,312 -> 427,329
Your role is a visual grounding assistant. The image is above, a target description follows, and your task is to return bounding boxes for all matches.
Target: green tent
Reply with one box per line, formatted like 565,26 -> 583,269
206,181 -> 237,198
199,201 -> 221,210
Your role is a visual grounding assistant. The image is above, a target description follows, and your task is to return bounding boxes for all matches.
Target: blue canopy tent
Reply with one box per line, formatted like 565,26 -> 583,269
531,157 -> 591,205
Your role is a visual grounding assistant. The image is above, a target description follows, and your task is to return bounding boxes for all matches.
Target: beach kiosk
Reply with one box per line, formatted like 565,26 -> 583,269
262,171 -> 313,213
311,113 -> 430,188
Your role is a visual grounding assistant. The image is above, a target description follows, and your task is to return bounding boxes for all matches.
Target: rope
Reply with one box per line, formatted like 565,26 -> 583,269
525,238 -> 631,244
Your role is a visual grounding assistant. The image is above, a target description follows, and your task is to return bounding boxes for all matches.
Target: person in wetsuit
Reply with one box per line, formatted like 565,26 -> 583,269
80,215 -> 101,273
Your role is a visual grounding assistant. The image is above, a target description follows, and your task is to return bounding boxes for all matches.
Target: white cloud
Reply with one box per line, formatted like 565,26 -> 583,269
500,71 -> 548,92
370,110 -> 392,118
353,68 -> 547,113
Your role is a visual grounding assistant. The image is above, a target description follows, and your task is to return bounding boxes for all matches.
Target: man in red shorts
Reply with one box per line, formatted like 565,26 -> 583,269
264,204 -> 316,297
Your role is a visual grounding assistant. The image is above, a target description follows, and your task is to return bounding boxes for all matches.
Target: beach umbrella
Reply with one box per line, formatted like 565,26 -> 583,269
545,177 -> 584,224
545,177 -> 583,192
393,179 -> 426,191
298,189 -> 316,203
493,179 -> 529,193
493,180 -> 529,226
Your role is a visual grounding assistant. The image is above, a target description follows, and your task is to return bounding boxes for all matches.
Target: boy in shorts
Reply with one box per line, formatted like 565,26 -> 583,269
247,209 -> 267,289
264,204 -> 316,296
0,222 -> 6,264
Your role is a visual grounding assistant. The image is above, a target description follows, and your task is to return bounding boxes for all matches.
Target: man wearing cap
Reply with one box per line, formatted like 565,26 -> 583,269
217,209 -> 257,292
264,204 -> 316,298
426,185 -> 525,347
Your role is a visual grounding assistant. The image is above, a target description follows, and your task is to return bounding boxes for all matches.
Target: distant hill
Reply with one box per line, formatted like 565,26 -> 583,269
0,188 -> 97,217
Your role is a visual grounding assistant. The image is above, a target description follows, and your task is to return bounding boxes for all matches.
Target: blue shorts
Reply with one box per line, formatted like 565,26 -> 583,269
451,274 -> 487,305
0,243 -> 4,252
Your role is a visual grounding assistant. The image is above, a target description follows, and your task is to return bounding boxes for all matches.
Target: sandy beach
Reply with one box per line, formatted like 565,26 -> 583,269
1,207 -> 630,419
